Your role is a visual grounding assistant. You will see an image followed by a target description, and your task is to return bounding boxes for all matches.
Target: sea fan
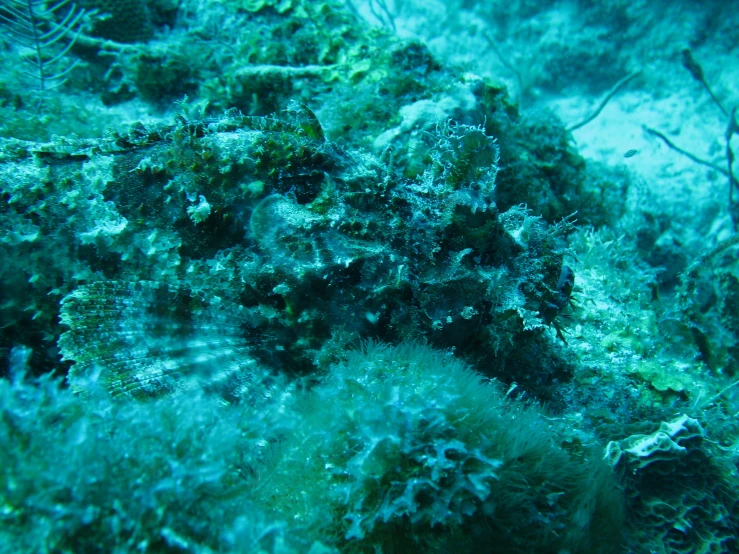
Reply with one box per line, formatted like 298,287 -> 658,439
0,0 -> 90,91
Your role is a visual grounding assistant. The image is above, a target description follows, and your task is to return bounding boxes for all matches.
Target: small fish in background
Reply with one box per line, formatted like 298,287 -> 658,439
624,149 -> 639,158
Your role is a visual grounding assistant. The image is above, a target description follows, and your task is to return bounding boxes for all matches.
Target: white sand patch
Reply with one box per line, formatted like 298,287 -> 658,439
547,88 -> 735,240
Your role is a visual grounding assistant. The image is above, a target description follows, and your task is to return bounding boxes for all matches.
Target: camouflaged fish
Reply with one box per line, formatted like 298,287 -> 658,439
54,107 -> 572,402
59,281 -> 262,402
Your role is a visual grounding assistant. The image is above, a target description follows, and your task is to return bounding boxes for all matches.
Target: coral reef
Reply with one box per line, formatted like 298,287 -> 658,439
1,0 -> 739,552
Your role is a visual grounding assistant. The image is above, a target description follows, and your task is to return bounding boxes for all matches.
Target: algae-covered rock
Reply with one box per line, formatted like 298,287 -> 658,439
260,342 -> 624,553
606,415 -> 739,554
